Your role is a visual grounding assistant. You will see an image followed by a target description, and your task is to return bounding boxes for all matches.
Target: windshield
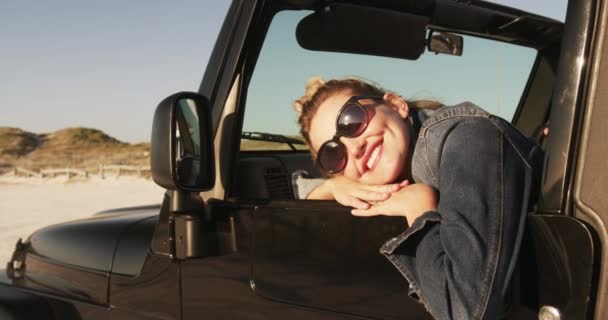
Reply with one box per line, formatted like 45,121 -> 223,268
242,10 -> 538,151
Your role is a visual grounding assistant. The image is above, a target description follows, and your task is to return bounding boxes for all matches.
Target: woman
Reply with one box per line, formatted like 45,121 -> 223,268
294,77 -> 541,319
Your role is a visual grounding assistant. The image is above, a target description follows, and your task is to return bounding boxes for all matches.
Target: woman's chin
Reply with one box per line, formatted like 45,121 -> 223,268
366,163 -> 402,185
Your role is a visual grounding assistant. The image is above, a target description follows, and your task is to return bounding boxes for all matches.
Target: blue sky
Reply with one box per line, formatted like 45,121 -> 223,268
1,1 -> 567,143
1,0 -> 231,143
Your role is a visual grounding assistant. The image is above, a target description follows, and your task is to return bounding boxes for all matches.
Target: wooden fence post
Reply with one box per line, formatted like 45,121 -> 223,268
100,163 -> 105,179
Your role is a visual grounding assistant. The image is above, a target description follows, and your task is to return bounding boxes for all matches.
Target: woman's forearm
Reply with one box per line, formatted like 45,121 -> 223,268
305,180 -> 335,200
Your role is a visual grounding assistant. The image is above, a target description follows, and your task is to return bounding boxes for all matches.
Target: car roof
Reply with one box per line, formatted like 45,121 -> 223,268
279,0 -> 563,49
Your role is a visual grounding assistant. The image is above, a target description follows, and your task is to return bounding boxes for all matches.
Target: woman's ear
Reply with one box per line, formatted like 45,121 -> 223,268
383,92 -> 409,119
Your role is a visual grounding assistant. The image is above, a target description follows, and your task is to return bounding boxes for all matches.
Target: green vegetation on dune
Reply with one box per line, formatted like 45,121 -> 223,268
0,127 -> 40,157
46,127 -> 125,147
0,127 -> 150,174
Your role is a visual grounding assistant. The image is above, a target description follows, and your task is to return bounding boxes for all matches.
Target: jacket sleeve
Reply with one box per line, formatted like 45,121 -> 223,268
381,117 -> 531,320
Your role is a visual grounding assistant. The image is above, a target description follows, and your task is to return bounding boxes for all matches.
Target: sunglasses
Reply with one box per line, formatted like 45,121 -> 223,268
316,95 -> 384,174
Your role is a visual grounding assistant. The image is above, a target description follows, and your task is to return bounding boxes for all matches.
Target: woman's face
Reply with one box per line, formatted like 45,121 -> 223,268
309,91 -> 414,185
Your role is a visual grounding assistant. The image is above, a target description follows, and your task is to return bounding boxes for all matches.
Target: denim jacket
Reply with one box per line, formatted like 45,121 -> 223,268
380,102 -> 541,319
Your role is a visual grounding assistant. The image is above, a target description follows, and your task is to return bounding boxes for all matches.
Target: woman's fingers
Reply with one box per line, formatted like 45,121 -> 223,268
347,197 -> 371,210
353,189 -> 391,201
352,206 -> 379,216
369,183 -> 402,193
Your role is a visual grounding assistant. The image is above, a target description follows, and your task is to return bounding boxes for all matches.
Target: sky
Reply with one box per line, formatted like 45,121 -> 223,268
1,0 -> 231,143
1,1 -> 567,143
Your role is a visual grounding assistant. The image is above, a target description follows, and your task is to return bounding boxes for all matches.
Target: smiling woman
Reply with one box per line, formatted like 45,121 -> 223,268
294,74 -> 543,319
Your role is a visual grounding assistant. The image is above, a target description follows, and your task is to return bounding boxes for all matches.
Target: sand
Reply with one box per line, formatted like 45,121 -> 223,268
0,176 -> 164,264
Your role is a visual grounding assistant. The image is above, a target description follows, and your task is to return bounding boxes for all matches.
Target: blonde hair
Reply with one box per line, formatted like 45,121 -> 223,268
294,76 -> 443,157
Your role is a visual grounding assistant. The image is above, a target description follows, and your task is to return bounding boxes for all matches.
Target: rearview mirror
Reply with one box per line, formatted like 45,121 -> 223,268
427,30 -> 463,56
151,92 -> 215,191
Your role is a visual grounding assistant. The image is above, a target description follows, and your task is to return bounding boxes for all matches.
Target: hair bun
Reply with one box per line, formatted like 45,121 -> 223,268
294,76 -> 325,115
304,76 -> 325,97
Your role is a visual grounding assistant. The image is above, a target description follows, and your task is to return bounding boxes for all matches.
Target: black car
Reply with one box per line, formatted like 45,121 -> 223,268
1,1 -> 605,319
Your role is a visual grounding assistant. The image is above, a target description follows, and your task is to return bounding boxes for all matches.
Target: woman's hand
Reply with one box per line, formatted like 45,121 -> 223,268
307,175 -> 407,209
351,183 -> 438,225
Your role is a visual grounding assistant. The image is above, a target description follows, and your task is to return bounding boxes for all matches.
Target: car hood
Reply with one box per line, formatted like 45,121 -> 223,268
27,204 -> 161,272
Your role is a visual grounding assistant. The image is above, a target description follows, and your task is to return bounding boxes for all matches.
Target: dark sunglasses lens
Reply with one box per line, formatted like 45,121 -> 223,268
318,141 -> 346,173
337,104 -> 367,137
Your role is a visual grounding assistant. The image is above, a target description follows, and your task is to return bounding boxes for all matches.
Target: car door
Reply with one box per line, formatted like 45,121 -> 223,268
249,200 -> 432,319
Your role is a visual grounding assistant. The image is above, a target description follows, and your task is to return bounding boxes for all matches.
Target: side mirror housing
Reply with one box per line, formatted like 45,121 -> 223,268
151,92 -> 215,191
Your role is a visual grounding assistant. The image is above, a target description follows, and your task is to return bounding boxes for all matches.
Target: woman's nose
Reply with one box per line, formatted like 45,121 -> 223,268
340,136 -> 366,159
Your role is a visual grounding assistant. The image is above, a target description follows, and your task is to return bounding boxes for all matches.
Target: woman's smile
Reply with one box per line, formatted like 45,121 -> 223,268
363,139 -> 383,173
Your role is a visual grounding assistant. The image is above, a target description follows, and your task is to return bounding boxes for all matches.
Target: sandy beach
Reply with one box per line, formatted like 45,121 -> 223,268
0,176 -> 164,264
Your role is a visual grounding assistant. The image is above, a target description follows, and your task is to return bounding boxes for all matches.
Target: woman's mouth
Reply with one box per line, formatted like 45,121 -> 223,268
365,143 -> 383,172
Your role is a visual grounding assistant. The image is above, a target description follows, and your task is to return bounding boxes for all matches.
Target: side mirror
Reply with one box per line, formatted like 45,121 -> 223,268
151,92 -> 215,191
